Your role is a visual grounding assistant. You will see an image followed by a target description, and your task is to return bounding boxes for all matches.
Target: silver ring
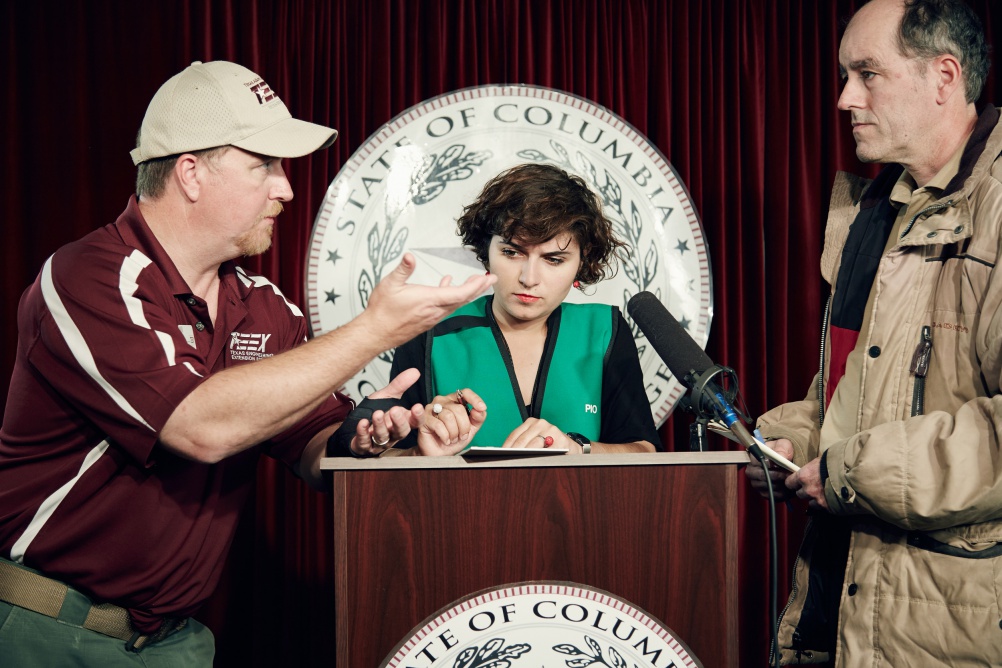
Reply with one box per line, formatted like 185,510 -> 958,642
432,403 -> 444,416
372,436 -> 390,448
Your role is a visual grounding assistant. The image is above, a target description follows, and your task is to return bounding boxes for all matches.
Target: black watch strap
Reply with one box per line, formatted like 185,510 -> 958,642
565,432 -> 592,454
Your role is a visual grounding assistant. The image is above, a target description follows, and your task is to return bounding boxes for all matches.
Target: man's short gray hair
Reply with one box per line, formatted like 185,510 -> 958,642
897,0 -> 990,103
134,134 -> 228,200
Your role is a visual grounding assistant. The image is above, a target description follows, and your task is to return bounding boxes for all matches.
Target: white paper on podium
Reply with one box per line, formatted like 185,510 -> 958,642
463,447 -> 569,457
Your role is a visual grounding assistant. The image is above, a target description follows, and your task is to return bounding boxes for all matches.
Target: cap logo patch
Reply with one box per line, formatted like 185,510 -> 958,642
248,80 -> 277,105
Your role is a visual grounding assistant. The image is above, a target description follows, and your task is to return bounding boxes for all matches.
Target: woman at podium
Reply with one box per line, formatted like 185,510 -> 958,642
390,163 -> 661,455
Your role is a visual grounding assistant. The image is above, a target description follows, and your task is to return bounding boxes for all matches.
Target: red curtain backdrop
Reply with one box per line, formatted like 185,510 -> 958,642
5,1 -> 1002,665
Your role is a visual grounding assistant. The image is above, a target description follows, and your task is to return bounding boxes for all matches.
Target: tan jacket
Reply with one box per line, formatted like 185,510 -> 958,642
759,106 -> 1002,666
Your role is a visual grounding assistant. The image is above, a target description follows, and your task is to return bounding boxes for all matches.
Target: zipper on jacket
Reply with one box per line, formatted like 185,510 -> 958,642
770,528 -> 806,666
910,325 -> 932,417
901,200 -> 954,238
818,296 -> 831,428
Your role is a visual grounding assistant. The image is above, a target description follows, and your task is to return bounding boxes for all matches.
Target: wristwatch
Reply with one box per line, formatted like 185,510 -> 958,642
565,432 -> 592,455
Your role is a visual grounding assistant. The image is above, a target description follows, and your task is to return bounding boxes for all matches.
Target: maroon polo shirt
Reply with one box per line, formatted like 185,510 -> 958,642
0,196 -> 350,632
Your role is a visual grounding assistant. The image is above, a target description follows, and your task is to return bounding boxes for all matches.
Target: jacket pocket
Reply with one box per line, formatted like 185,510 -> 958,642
873,532 -> 1002,665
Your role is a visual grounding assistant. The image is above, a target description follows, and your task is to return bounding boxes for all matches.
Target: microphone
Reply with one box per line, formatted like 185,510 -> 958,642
627,291 -> 798,471
626,291 -> 758,451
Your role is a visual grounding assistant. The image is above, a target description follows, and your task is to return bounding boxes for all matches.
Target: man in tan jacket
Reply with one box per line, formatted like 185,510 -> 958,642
747,0 -> 1002,664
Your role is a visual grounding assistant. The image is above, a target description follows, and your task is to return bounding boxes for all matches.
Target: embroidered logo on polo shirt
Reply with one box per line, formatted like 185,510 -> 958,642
229,332 -> 273,361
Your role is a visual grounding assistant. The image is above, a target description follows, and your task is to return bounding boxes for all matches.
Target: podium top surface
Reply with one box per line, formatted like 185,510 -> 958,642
320,449 -> 751,471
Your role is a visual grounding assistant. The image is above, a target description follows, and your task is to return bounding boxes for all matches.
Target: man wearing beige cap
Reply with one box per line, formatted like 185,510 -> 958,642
0,61 -> 494,665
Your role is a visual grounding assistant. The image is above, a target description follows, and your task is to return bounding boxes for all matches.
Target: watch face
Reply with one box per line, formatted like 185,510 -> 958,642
306,85 -> 711,427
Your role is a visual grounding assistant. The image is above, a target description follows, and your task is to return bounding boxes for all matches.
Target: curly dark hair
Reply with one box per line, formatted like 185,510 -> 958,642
457,163 -> 627,285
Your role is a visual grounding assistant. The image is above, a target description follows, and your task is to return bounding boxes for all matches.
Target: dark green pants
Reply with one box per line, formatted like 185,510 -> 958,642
0,598 -> 214,667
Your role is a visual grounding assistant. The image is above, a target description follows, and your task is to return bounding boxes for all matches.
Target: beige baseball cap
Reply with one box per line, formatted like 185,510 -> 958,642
130,61 -> 337,165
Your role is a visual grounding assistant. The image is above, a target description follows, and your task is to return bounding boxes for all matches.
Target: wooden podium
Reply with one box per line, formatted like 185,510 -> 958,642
321,451 -> 749,667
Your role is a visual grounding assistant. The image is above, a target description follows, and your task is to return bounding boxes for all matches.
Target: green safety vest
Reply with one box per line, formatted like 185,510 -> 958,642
427,296 -> 612,447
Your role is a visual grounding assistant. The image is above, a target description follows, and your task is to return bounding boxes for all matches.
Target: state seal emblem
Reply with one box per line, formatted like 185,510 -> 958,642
381,582 -> 702,668
306,85 -> 710,424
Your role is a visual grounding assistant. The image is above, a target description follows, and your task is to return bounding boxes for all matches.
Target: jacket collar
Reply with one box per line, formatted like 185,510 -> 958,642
943,105 -> 1001,198
893,106 -> 1001,246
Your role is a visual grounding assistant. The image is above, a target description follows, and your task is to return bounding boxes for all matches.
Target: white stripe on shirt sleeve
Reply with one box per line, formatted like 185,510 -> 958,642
235,266 -> 304,317
183,362 -> 203,378
41,256 -> 153,430
9,440 -> 110,563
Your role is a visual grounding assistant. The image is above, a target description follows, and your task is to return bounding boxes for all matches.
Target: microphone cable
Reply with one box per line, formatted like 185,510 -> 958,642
710,424 -> 783,666
751,430 -> 782,668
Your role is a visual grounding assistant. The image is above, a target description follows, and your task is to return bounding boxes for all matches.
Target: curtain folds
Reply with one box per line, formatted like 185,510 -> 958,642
4,1 -> 1002,665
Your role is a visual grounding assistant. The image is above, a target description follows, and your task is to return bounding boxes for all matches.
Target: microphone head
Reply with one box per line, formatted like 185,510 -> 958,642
627,291 -> 712,389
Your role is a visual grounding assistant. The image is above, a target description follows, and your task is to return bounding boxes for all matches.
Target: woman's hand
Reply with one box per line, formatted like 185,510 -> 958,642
501,418 -> 585,454
415,388 -> 488,456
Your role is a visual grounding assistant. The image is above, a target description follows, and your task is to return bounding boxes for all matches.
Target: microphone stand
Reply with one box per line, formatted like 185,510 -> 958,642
680,364 -> 781,668
676,396 -> 709,451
